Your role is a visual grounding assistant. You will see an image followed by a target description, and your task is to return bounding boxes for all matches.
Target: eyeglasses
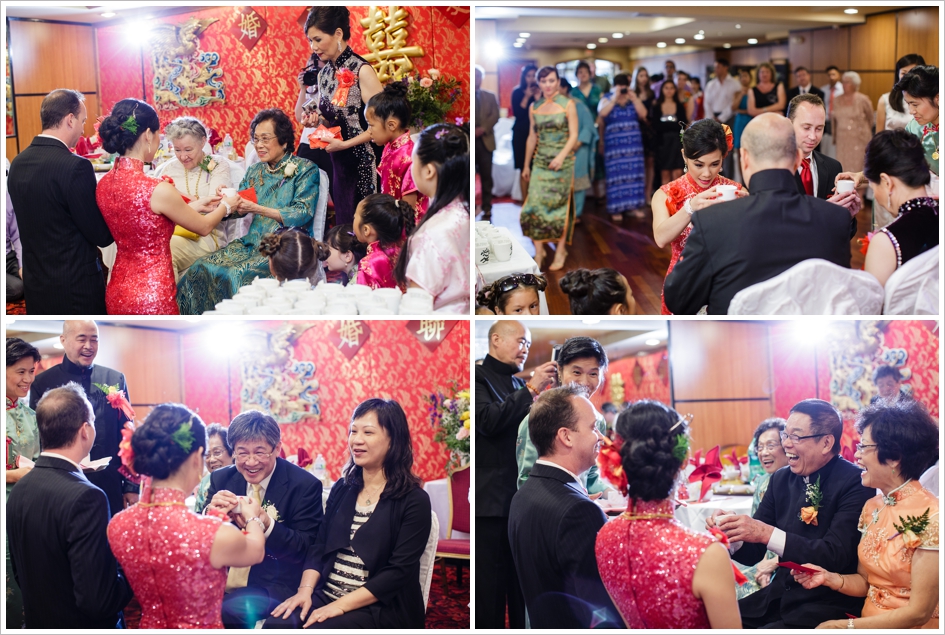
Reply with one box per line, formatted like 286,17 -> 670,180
855,442 -> 878,453
234,450 -> 274,463
757,443 -> 783,452
252,134 -> 278,145
779,431 -> 827,444
205,448 -> 230,459
494,273 -> 548,294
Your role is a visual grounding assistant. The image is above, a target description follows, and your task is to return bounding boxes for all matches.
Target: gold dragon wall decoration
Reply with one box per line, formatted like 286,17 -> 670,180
149,17 -> 225,110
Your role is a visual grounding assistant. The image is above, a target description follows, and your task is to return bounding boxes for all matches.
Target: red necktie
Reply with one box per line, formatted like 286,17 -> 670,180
800,157 -> 814,196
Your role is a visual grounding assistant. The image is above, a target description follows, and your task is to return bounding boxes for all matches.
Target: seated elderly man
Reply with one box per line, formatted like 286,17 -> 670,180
663,113 -> 852,314
706,399 -> 874,628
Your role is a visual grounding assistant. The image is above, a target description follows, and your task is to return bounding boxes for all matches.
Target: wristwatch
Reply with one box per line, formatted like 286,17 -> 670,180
847,618 -> 855,629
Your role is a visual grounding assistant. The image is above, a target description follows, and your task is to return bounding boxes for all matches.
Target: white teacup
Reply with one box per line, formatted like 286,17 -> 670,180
716,184 -> 737,201
252,277 -> 280,292
490,238 -> 513,262
283,279 -> 312,292
373,288 -> 403,313
835,179 -> 855,194
221,187 -> 238,198
475,237 -> 491,265
324,302 -> 358,315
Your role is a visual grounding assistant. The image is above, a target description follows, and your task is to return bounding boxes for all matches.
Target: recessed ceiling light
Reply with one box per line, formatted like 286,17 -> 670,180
513,42 -> 523,48
844,8 -> 858,14
656,41 -> 667,48
645,338 -> 661,346
694,34 -> 705,40
516,38 -> 525,43
598,37 -> 608,43
735,24 -> 742,29
747,38 -> 758,44
699,30 -> 705,35
723,43 -> 732,49
675,38 -> 686,44
612,33 -> 624,39
53,341 -> 64,350
100,12 -> 116,18
519,32 -> 530,38
587,43 -> 597,50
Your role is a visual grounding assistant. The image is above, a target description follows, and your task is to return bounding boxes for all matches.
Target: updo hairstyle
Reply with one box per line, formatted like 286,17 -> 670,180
616,400 -> 689,501
682,118 -> 730,160
98,98 -> 160,155
367,82 -> 412,129
559,268 -> 628,315
863,129 -> 932,188
131,404 -> 207,480
304,6 -> 351,40
259,229 -> 331,283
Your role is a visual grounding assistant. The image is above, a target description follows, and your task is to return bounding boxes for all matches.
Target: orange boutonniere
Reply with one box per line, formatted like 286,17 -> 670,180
893,508 -> 931,550
332,68 -> 357,108
800,476 -> 823,525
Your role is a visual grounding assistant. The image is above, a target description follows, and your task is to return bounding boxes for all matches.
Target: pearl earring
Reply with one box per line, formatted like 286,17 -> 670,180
338,41 -> 343,53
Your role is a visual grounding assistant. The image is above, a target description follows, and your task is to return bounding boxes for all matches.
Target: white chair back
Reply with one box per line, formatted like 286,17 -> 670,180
312,168 -> 329,241
728,259 -> 885,315
225,156 -> 246,191
419,511 -> 439,611
883,245 -> 939,315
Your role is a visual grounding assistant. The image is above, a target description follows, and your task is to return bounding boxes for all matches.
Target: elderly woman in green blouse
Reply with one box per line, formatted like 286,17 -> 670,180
516,337 -> 612,495
6,337 -> 41,630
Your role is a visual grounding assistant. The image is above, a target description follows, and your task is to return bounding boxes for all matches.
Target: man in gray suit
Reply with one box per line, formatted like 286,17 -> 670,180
508,385 -> 620,629
475,65 -> 500,220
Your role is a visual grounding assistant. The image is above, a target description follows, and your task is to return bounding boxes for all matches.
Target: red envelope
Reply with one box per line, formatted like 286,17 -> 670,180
308,125 -> 342,150
239,187 -> 258,203
778,561 -> 819,574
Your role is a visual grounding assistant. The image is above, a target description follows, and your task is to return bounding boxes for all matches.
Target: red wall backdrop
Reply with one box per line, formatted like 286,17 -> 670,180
180,320 -> 470,484
594,349 -> 671,410
97,6 -> 470,150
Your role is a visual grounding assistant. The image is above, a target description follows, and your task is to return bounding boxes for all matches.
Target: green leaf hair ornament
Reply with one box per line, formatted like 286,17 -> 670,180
171,421 -> 195,453
121,114 -> 139,136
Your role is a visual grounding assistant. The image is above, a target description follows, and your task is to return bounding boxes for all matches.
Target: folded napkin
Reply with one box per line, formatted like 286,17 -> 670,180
689,445 -> 722,503
308,125 -> 342,149
297,447 -> 312,469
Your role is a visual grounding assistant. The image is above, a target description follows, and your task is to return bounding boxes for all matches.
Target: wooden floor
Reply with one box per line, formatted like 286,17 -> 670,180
482,191 -> 871,316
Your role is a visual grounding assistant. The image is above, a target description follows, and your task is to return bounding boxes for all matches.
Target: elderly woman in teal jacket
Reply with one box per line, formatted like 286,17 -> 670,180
559,78 -> 598,222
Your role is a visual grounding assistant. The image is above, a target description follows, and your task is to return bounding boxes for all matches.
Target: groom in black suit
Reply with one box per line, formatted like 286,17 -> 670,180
8,89 -> 114,314
205,410 -> 323,628
663,113 -> 852,314
7,383 -> 133,629
508,385 -> 621,629
708,399 -> 874,628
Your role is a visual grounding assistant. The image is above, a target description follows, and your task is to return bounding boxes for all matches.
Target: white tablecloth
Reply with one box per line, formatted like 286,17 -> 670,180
477,226 -> 549,315
424,478 -> 470,541
674,494 -> 754,533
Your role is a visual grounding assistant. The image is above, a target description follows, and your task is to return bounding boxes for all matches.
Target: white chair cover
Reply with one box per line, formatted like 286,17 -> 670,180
883,246 -> 939,315
312,168 -> 329,241
419,511 -> 440,611
728,259 -> 885,315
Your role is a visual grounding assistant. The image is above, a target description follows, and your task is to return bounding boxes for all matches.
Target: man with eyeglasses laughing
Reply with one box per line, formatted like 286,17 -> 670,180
705,399 -> 873,628
205,410 -> 323,628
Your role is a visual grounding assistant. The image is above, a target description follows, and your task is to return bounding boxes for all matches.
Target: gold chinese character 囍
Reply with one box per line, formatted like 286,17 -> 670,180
338,321 -> 364,348
359,6 -> 425,82
416,320 -> 445,343
239,11 -> 262,41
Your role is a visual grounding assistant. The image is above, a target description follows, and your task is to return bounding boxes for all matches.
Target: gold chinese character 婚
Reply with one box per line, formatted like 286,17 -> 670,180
417,320 -> 446,342
359,6 -> 425,82
239,11 -> 262,41
338,321 -> 364,348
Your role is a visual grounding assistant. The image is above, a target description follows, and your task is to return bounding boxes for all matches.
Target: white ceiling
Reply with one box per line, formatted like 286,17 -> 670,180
476,5 -> 904,51
4,3 -> 203,25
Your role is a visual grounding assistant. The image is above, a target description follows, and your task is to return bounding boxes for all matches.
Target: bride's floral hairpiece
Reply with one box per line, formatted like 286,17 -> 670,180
121,105 -> 139,136
171,420 -> 196,453
669,413 -> 693,462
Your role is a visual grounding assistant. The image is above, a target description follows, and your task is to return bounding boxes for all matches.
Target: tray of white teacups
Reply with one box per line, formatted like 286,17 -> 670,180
202,277 -> 437,315
475,221 -> 513,264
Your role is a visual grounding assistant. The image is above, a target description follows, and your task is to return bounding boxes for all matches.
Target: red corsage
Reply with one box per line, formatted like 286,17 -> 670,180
858,231 -> 874,257
720,123 -> 734,152
596,436 -> 628,495
708,526 -> 749,585
332,68 -> 357,108
117,421 -> 141,484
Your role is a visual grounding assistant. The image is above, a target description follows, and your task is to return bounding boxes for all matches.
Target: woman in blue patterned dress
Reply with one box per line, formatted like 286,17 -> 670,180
177,109 -> 320,314
599,73 -> 648,221
304,6 -> 382,226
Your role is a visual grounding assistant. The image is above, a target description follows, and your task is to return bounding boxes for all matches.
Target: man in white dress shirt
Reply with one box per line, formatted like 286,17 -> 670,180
704,58 -> 742,125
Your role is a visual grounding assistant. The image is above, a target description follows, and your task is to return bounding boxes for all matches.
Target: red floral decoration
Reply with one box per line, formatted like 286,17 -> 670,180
117,421 -> 141,484
332,68 -> 357,108
596,436 -> 627,496
720,123 -> 734,152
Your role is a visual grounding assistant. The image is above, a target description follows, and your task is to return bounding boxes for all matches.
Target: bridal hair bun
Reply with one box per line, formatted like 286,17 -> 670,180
131,404 -> 207,479
681,118 -> 729,161
258,233 -> 282,258
99,98 -> 160,155
560,268 -> 626,315
559,269 -> 595,296
616,400 -> 688,501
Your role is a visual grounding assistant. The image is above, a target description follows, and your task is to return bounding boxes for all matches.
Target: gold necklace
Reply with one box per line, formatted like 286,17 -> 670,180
620,512 -> 673,520
139,501 -> 187,508
183,166 -> 200,198
362,480 -> 386,506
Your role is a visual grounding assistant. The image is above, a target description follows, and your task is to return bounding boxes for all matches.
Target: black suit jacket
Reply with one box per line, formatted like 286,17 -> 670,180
206,458 -> 323,598
785,85 -> 826,115
508,463 -> 620,629
793,150 -> 857,238
7,136 -> 113,314
475,354 -> 535,518
30,357 -> 130,516
663,169 -> 852,314
735,456 -> 875,628
7,455 -> 133,628
304,480 -> 431,628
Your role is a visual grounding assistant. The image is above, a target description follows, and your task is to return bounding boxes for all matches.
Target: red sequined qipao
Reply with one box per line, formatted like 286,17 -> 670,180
107,486 -> 227,628
595,499 -> 716,629
96,157 -> 178,314
659,173 -> 740,315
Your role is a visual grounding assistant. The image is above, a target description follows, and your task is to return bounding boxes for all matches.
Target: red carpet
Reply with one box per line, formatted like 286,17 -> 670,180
121,563 -> 469,628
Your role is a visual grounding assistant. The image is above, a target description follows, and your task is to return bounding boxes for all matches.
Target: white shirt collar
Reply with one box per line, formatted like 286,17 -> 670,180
39,451 -> 82,472
535,458 -> 581,483
36,134 -> 69,148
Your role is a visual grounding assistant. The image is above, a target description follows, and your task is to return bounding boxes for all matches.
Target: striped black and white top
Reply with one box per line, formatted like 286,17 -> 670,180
324,502 -> 376,600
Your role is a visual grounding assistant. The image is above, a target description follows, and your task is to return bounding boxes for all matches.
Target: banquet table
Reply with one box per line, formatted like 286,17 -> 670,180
424,478 -> 470,541
477,226 -> 549,315
674,494 -> 754,533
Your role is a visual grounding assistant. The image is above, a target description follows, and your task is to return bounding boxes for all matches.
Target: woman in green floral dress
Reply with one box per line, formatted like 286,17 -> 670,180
5,338 -> 41,630
177,109 -> 321,315
521,66 -> 579,272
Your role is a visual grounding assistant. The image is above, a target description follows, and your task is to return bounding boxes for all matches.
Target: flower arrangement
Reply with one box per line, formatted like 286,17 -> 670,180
401,69 -> 463,131
799,475 -> 823,525
428,381 -> 470,473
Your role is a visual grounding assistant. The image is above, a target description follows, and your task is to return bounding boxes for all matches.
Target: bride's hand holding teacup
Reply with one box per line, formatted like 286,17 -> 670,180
192,195 -> 222,214
240,494 -> 263,525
